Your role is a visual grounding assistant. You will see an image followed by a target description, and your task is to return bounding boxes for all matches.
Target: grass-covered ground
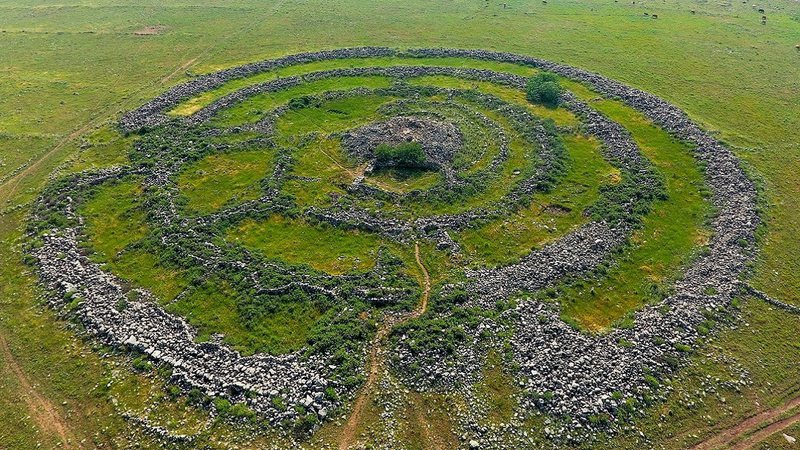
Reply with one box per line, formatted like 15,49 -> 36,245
177,147 -> 275,214
1,0 -> 798,448
229,216 -> 382,274
556,82 -> 711,330
455,134 -> 612,267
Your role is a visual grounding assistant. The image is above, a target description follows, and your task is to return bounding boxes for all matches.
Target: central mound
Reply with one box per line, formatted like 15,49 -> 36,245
31,47 -> 759,443
341,116 -> 463,173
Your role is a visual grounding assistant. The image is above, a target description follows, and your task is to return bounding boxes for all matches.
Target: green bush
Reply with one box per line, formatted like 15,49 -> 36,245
271,396 -> 287,411
131,356 -> 152,372
644,374 -> 660,388
526,72 -> 563,107
374,142 -> 427,169
229,403 -> 256,419
213,397 -> 232,414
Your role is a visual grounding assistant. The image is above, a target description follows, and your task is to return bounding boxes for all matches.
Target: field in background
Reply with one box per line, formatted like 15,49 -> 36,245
0,0 -> 798,448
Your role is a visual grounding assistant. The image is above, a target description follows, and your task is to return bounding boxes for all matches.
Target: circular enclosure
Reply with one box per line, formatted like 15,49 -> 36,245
29,47 -> 758,441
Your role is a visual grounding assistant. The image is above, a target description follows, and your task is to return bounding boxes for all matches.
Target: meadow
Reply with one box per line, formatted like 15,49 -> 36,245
0,0 -> 798,448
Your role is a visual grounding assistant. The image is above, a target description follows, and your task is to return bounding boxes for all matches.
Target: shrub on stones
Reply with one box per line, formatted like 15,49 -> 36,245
229,403 -> 256,420
293,412 -> 319,436
374,142 -> 427,169
213,397 -> 232,414
271,396 -> 287,411
526,72 -> 563,107
131,356 -> 152,372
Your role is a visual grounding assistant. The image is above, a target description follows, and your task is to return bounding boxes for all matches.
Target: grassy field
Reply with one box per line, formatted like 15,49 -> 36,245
80,178 -> 190,302
229,216 -> 382,274
209,76 -> 393,127
167,278 -> 323,356
177,147 -> 275,214
557,82 -> 710,330
1,0 -> 798,448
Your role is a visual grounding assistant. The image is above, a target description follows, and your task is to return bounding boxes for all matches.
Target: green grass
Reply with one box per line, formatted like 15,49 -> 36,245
177,147 -> 275,214
67,125 -> 133,173
365,167 -> 442,193
398,392 -> 460,450
228,216 -> 383,274
478,350 -> 518,424
1,0 -> 799,447
106,368 -> 210,436
210,75 -> 393,127
455,134 -> 614,266
79,179 -> 148,258
80,179 -> 188,303
275,94 -> 394,139
110,250 -> 188,303
167,279 -> 321,356
558,93 -> 710,331
285,137 -> 352,208
409,75 -> 579,127
170,56 -> 540,116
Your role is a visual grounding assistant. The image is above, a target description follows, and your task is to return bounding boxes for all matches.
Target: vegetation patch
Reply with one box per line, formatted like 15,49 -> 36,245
526,72 -> 563,108
455,134 -> 613,266
168,279 -> 322,356
374,142 -> 428,169
228,216 -> 381,274
177,147 -> 275,214
557,95 -> 710,331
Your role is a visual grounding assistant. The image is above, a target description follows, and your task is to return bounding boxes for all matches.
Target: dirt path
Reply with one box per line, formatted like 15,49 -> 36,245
0,331 -> 75,448
160,57 -> 198,84
338,243 -> 431,450
0,54 -> 201,207
412,243 -> 431,318
690,394 -> 800,450
731,409 -> 800,449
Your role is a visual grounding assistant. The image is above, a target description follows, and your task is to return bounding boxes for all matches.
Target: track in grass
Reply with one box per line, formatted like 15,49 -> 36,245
0,331 -> 75,448
27,48 -> 758,445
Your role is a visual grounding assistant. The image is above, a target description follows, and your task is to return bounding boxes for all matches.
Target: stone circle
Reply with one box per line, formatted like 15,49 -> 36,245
28,47 -> 758,440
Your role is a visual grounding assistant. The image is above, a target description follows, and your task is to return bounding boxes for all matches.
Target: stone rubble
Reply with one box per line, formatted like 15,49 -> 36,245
37,48 -> 759,442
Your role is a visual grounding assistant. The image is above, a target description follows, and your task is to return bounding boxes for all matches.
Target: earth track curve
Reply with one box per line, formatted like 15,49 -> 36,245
690,394 -> 800,450
338,242 -> 431,449
0,331 -> 76,448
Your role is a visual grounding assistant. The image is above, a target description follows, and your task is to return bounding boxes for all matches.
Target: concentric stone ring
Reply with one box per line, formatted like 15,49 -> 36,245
28,47 -> 757,440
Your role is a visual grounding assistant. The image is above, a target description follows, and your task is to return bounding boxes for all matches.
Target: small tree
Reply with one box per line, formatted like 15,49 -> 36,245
526,72 -> 563,107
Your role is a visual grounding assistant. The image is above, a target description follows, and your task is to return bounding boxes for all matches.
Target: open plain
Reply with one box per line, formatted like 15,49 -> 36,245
1,1 -> 799,449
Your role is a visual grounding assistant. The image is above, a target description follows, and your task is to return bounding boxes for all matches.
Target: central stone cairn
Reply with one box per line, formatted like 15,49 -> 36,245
342,115 -> 463,180
28,47 -> 758,444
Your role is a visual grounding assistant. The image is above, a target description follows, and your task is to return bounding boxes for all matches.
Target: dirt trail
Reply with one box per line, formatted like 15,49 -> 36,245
412,243 -> 431,318
0,55 -> 200,207
160,57 -> 198,84
690,394 -> 800,450
731,410 -> 800,449
0,331 -> 75,448
338,243 -> 430,450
